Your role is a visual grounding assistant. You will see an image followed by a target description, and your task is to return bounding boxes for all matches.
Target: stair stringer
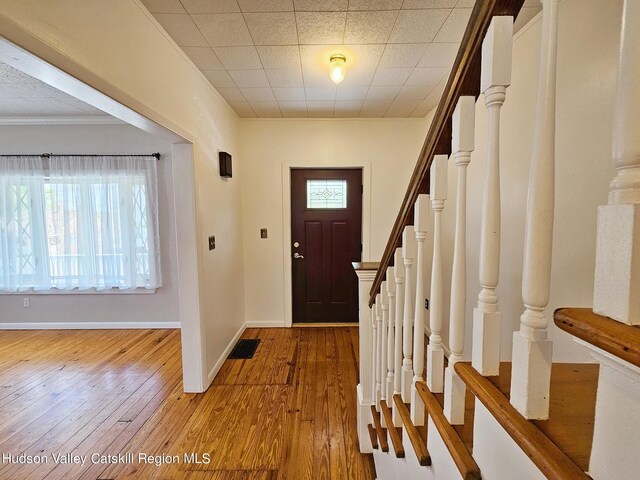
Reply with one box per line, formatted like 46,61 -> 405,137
373,416 -> 464,480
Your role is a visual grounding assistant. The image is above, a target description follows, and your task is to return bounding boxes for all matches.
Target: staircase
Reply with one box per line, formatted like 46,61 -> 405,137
352,0 -> 640,478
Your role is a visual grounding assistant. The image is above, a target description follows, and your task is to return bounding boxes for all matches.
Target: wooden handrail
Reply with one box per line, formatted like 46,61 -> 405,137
368,0 -> 526,306
554,308 -> 640,368
415,382 -> 481,480
455,362 -> 591,480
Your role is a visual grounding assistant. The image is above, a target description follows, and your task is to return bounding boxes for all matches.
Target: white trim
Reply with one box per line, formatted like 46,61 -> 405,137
0,321 -> 180,330
0,116 -> 125,126
281,161 -> 372,327
0,288 -> 156,295
207,321 -> 248,385
245,320 -> 286,328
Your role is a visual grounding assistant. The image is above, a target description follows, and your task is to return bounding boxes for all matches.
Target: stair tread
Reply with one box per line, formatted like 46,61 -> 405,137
456,362 -> 595,479
555,307 -> 640,368
380,400 -> 405,458
393,394 -> 431,466
371,405 -> 389,453
367,423 -> 378,450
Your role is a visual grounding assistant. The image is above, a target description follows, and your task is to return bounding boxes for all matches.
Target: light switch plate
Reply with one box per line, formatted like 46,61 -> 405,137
260,228 -> 268,239
208,235 -> 215,250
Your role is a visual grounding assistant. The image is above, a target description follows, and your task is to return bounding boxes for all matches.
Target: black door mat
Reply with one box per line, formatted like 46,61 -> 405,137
228,339 -> 260,359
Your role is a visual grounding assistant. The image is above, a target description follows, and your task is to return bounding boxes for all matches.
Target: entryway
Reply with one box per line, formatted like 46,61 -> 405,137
290,168 -> 363,324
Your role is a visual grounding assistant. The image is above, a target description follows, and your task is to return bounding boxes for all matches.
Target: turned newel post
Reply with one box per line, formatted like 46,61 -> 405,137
472,15 -> 513,376
511,0 -> 559,420
386,267 -> 396,402
392,248 -> 405,424
593,0 -> 640,325
411,194 -> 431,424
401,226 -> 417,401
444,96 -> 475,424
353,262 -> 377,453
426,155 -> 448,393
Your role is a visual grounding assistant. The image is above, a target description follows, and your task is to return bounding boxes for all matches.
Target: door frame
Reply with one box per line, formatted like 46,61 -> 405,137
281,160 -> 372,328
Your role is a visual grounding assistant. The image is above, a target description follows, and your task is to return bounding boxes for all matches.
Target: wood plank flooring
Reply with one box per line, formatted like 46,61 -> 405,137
0,327 -> 375,480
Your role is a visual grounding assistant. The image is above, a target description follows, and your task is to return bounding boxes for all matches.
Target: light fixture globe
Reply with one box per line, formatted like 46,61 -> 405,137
329,54 -> 347,85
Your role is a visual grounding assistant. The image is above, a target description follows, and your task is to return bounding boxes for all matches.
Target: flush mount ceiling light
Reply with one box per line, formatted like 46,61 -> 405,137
329,54 -> 347,85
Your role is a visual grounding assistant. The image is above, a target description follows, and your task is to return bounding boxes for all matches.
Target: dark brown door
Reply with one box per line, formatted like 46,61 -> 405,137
291,168 -> 362,323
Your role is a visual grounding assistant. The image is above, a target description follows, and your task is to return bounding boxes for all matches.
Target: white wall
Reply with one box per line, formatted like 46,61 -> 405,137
438,0 -> 622,362
239,117 -> 432,326
0,123 -> 180,326
0,0 -> 246,390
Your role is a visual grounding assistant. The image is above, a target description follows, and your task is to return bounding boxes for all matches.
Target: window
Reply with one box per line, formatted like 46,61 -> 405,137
0,155 -> 161,292
306,179 -> 347,209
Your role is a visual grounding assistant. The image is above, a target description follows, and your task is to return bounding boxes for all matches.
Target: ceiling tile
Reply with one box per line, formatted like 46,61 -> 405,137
227,101 -> 257,117
333,100 -> 363,117
348,0 -> 403,10
279,101 -> 308,117
306,101 -> 334,117
182,46 -> 225,69
418,42 -> 458,67
305,86 -> 336,101
250,101 -> 282,117
433,8 -> 472,43
514,7 -> 541,33
396,84 -> 433,99
337,44 -> 385,86
293,0 -> 348,11
0,63 -> 39,84
202,69 -> 237,87
214,46 -> 263,69
241,87 -> 276,101
257,46 -> 301,69
456,0 -> 475,6
141,0 -> 186,13
360,98 -> 393,116
366,85 -> 400,100
405,67 -> 449,86
192,13 -> 253,46
411,83 -> 443,116
299,45 -> 342,87
343,11 -> 398,44
273,87 -> 306,101
180,0 -> 240,13
154,14 -> 208,46
229,69 -> 270,87
266,68 -> 304,87
385,97 -> 422,117
402,0 -> 457,8
238,0 -> 294,12
296,12 -> 346,44
371,68 -> 412,86
335,86 -> 369,100
378,44 -> 428,69
245,12 -> 298,45
216,86 -> 246,101
389,9 -> 450,44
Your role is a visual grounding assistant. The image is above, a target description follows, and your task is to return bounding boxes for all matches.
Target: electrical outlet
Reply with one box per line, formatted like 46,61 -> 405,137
208,235 -> 215,251
23,298 -> 30,308
260,228 -> 268,239
424,298 -> 429,310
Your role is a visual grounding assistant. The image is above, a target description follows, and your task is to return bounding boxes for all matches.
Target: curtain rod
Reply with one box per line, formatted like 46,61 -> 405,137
0,153 -> 161,160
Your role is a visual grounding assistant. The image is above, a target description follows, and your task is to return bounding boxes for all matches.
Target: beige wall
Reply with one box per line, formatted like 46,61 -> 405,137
239,117 -> 432,326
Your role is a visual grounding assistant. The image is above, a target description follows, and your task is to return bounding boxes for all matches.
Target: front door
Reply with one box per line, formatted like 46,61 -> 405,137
291,168 -> 362,323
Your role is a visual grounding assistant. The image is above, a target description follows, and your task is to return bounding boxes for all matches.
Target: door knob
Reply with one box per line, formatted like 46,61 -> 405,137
293,253 -> 304,259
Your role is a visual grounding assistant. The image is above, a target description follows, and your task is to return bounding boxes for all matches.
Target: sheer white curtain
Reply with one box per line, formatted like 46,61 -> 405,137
0,155 -> 161,292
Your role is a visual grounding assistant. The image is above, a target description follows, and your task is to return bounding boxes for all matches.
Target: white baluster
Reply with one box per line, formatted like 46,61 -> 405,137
374,295 -> 382,410
392,248 -> 405,425
510,0 -> 559,420
386,267 -> 396,402
411,194 -> 431,425
426,155 -> 448,393
594,0 -> 640,325
401,226 -> 416,401
472,15 -> 514,376
444,96 -> 475,424
380,281 -> 389,409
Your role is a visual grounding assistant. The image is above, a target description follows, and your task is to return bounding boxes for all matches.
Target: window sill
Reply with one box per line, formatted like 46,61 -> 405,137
0,288 -> 157,295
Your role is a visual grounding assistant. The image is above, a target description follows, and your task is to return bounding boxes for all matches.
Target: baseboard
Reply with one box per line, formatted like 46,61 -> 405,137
245,320 -> 286,328
0,321 -> 181,330
207,321 -> 247,386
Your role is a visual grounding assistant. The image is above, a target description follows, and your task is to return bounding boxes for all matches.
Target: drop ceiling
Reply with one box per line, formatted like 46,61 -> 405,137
142,0 -> 541,118
0,61 -> 109,120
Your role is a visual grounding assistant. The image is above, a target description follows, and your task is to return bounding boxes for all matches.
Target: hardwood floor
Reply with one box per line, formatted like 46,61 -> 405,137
0,327 -> 375,479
